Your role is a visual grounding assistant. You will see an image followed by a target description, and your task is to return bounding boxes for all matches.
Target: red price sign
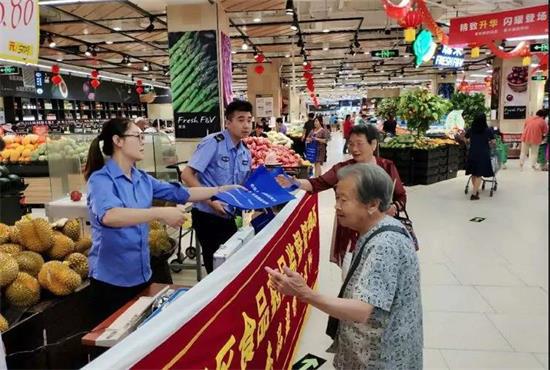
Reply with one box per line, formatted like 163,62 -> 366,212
0,0 -> 39,64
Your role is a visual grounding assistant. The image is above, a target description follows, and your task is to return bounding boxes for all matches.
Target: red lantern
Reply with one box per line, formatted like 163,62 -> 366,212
51,75 -> 62,85
254,65 -> 265,74
382,0 -> 412,20
90,79 -> 101,89
254,54 -> 265,63
303,71 -> 313,80
136,86 -> 144,94
136,80 -> 143,86
306,79 -> 315,90
399,9 -> 423,42
91,70 -> 99,79
51,64 -> 60,74
303,62 -> 312,71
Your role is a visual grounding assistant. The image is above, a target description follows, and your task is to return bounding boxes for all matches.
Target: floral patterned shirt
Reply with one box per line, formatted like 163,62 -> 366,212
328,216 -> 423,370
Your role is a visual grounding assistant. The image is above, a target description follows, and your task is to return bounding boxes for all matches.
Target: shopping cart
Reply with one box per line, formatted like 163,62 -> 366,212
464,147 -> 501,197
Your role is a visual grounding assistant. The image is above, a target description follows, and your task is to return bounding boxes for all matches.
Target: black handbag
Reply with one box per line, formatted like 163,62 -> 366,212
326,225 -> 411,340
394,208 -> 419,251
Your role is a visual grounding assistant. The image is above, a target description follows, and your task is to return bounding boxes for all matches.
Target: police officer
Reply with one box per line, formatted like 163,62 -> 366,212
181,100 -> 253,273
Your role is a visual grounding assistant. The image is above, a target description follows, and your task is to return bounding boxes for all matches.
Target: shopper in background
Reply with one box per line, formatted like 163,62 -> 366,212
383,115 -> 398,136
277,124 -> 407,265
250,122 -> 268,138
83,118 -> 236,322
181,100 -> 253,273
267,164 -> 422,370
355,112 -> 366,126
330,113 -> 338,132
301,112 -> 315,143
342,114 -> 353,154
465,113 -> 495,200
260,117 -> 271,133
134,117 -> 149,131
275,117 -> 287,134
520,109 -> 548,171
306,117 -> 330,176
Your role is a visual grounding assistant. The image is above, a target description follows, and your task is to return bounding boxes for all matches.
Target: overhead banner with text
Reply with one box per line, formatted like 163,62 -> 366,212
169,31 -> 221,138
85,192 -> 320,370
449,5 -> 548,45
0,0 -> 40,64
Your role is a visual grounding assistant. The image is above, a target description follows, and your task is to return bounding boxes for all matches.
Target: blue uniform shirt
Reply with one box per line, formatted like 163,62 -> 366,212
188,129 -> 252,216
87,159 -> 190,287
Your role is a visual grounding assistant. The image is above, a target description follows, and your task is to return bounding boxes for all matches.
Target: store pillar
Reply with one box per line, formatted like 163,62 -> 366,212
166,2 -> 232,141
247,60 -> 283,124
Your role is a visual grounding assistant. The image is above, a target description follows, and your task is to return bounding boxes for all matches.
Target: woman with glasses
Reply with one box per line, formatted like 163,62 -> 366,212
277,124 -> 407,267
83,118 -> 239,322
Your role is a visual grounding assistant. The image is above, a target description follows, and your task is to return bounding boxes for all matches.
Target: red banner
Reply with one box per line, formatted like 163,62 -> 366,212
133,194 -> 320,370
449,5 -> 548,45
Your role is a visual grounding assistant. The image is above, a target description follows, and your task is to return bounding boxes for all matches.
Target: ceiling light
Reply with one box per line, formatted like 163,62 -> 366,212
290,24 -> 298,31
322,43 -> 329,51
84,46 -> 92,57
231,50 -> 237,54
143,63 -> 150,71
322,66 -> 326,70
380,69 -> 385,73
47,35 -> 56,48
113,26 -> 122,31
253,17 -> 261,23
470,74 -> 489,78
486,62 -> 492,67
320,72 -> 324,76
303,61 -> 308,66
285,0 -> 294,15
56,57 -> 63,62
106,40 -> 113,45
242,42 -> 249,50
506,34 -> 548,42
285,53 -> 291,58
145,16 -> 155,32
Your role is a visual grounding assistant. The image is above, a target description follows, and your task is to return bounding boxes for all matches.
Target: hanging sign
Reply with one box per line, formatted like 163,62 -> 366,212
34,70 -> 44,95
413,29 -> 437,67
0,66 -> 21,75
0,0 -> 40,64
530,43 -> 548,53
433,46 -> 464,68
370,49 -> 400,59
449,5 -> 548,45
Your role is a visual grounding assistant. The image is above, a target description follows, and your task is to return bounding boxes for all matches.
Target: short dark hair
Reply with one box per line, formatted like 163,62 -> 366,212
276,117 -> 283,123
349,124 -> 380,144
471,112 -> 488,134
536,109 -> 548,118
225,100 -> 253,120
308,113 -> 315,119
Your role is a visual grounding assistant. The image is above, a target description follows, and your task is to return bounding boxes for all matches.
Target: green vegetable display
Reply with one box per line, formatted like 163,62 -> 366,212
450,92 -> 488,128
169,32 -> 219,113
376,97 -> 400,120
397,88 -> 452,136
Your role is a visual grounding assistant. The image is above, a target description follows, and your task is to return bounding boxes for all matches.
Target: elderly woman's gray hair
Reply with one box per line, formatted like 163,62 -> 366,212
337,163 -> 394,212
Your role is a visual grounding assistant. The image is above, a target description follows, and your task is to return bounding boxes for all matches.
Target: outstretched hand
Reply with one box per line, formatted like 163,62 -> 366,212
265,266 -> 312,301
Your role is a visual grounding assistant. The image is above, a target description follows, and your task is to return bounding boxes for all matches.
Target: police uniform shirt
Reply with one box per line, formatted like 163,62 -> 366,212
188,129 -> 252,217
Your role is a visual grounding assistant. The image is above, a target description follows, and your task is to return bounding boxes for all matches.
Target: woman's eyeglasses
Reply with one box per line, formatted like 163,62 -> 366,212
122,133 -> 145,141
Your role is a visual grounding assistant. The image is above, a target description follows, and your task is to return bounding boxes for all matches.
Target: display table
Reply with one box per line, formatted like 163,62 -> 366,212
45,194 -> 88,222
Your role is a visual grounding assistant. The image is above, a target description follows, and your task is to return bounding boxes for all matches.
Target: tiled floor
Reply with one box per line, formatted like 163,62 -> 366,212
169,132 -> 548,369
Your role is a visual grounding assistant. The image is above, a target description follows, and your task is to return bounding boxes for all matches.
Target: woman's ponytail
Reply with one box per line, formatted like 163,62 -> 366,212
83,118 -> 131,181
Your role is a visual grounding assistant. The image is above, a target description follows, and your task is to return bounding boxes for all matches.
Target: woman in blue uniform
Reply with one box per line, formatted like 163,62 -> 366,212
84,118 -> 238,321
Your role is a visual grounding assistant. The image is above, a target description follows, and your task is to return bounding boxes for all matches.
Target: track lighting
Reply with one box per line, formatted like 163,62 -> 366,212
48,35 -> 56,48
242,42 -> 249,50
145,16 -> 155,32
84,45 -> 93,57
285,0 -> 294,15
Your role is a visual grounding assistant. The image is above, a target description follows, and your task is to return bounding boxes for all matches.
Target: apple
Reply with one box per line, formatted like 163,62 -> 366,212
70,190 -> 82,202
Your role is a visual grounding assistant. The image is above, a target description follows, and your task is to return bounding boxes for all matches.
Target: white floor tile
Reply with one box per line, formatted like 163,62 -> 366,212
441,349 -> 544,369
476,286 -> 548,314
421,263 -> 461,285
535,353 -> 549,369
424,349 -> 450,370
422,285 -> 493,313
446,262 -> 525,287
487,314 -> 549,353
423,312 -> 512,351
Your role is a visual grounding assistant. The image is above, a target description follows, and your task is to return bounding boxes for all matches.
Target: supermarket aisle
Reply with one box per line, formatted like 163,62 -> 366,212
294,132 -> 549,369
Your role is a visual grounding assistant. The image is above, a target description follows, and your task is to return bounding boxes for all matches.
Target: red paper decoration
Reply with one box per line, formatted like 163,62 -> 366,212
303,62 -> 312,71
136,86 -> 144,95
399,9 -> 423,42
136,80 -> 143,86
306,79 -> 315,90
254,65 -> 265,74
382,0 -> 412,20
90,78 -> 101,89
91,70 -> 99,78
303,71 -> 313,80
415,0 -> 449,45
254,54 -> 265,63
51,65 -> 60,74
51,75 -> 62,85
487,41 -> 529,59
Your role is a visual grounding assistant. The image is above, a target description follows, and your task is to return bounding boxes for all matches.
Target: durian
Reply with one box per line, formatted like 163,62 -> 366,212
74,235 -> 92,254
62,219 -> 81,242
16,218 -> 53,252
14,251 -> 44,277
148,229 -> 173,257
0,243 -> 23,255
5,272 -> 40,307
48,231 -> 75,259
8,226 -> 22,244
64,253 -> 88,279
0,223 -> 10,244
0,252 -> 19,287
0,314 -> 8,333
150,220 -> 163,230
38,261 -> 82,296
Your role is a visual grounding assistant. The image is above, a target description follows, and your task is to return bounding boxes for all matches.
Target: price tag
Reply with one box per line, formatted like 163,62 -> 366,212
0,0 -> 40,64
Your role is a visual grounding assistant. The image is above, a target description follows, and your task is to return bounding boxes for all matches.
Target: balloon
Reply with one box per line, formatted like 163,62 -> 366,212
51,75 -> 62,85
254,65 -> 265,74
51,65 -> 60,74
90,79 -> 100,89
